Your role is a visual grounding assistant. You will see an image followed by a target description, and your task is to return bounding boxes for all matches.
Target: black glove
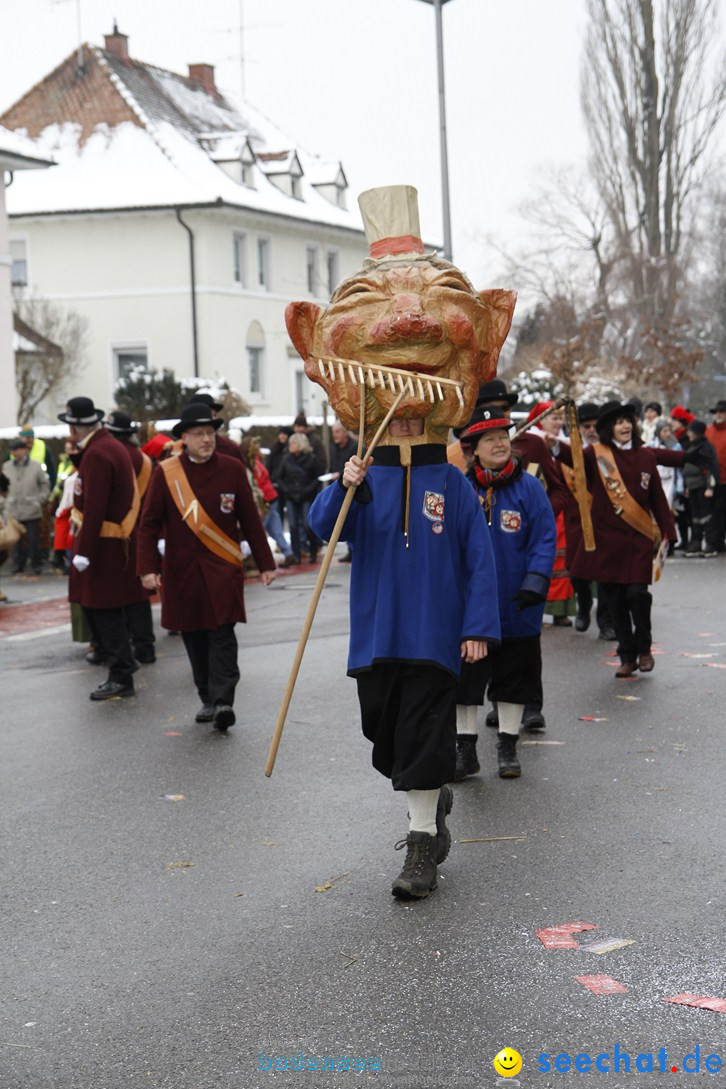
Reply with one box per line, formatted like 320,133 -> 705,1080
511,588 -> 544,611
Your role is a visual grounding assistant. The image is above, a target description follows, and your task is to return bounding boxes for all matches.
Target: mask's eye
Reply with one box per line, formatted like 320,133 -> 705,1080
434,276 -> 470,292
334,281 -> 381,302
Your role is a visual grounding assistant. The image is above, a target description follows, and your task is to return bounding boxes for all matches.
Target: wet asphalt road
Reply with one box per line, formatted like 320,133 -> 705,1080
1,555 -> 725,1089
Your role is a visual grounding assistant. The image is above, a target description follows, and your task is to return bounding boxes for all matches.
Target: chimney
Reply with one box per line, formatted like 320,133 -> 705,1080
104,21 -> 130,63
188,64 -> 218,96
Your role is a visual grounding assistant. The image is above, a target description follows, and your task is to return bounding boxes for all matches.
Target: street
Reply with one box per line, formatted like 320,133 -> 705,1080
1,555 -> 725,1089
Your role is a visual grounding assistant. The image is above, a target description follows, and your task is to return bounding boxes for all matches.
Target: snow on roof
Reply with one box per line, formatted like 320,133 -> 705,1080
3,44 -> 361,233
0,124 -> 54,169
303,159 -> 346,187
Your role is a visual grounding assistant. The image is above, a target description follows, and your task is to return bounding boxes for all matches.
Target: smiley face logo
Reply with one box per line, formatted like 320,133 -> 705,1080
493,1047 -> 523,1077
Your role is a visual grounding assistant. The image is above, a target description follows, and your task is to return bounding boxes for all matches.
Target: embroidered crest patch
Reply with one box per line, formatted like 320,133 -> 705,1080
423,491 -> 445,522
74,476 -> 83,497
500,509 -> 522,533
432,521 -> 444,535
220,492 -> 235,513
640,472 -> 651,490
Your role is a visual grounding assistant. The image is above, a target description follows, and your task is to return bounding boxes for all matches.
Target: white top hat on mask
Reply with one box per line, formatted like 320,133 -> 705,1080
358,185 -> 426,261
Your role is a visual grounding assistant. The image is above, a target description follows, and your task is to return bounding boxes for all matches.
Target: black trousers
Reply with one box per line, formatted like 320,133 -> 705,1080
83,606 -> 136,685
571,577 -> 613,633
355,663 -> 457,790
599,582 -> 652,663
456,636 -> 542,708
688,489 -> 715,551
710,484 -> 726,551
12,519 -> 42,573
124,599 -> 155,657
181,625 -> 240,707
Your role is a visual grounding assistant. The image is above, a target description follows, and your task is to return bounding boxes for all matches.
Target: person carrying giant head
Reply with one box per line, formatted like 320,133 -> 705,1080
289,186 -> 515,901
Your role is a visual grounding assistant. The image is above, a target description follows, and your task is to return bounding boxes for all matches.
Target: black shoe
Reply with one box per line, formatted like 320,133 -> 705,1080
575,613 -> 591,632
391,832 -> 438,899
435,785 -> 454,863
521,706 -> 546,732
195,703 -> 214,723
598,627 -> 618,641
454,735 -> 480,781
497,733 -> 521,778
485,705 -> 498,729
90,680 -> 135,701
134,650 -> 156,664
213,705 -> 236,731
86,649 -> 106,666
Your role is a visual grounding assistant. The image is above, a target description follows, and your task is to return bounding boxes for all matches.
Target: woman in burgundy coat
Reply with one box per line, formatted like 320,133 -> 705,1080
559,401 -> 677,678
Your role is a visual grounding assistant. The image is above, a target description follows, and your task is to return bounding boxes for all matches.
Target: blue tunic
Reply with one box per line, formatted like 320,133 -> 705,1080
308,445 -> 501,677
468,466 -> 556,638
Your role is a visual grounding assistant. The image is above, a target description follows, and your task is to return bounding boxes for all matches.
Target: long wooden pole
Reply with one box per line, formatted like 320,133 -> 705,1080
564,401 -> 596,551
265,388 -> 406,777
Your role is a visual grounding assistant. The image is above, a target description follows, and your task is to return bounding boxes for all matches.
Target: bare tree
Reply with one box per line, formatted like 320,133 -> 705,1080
13,295 -> 88,422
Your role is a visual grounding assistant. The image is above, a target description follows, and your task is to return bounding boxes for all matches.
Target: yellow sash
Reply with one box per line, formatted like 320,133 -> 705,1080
71,475 -> 140,539
160,457 -> 243,567
592,443 -> 666,581
137,452 -> 152,499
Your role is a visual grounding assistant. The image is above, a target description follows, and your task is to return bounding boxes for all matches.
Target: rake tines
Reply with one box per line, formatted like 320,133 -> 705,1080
314,354 -> 465,408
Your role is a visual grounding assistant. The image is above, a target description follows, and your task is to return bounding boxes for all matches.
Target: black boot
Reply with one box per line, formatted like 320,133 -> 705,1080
521,705 -> 545,732
497,733 -> 521,778
391,832 -> 438,899
454,735 -> 480,781
435,785 -> 453,863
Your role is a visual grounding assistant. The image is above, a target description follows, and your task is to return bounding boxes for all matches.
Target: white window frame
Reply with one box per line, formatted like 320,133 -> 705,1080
247,345 -> 265,397
233,231 -> 247,286
325,248 -> 340,298
111,342 -> 149,383
256,235 -> 271,291
306,244 -> 320,297
9,236 -> 29,288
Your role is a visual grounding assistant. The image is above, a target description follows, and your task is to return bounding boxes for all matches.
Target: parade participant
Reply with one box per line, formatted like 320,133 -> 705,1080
183,393 -> 251,477
558,401 -> 677,678
682,420 -> 720,557
105,410 -> 156,662
59,396 -> 145,700
137,403 -> 276,731
292,184 -> 513,899
706,400 -> 726,552
453,409 -> 555,781
5,437 -> 50,576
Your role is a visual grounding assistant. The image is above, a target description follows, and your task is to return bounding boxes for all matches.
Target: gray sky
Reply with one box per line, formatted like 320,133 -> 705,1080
2,0 -> 725,291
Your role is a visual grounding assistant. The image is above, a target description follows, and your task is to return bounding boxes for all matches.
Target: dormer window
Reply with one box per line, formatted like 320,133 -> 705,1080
242,160 -> 255,187
291,174 -> 302,200
257,150 -> 304,200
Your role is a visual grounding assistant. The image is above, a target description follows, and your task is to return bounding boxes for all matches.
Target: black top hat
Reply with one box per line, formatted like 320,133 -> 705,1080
596,400 -> 638,432
172,404 -> 223,439
57,397 -> 105,425
476,379 -> 519,407
186,392 -> 223,412
709,400 -> 726,413
577,402 -> 600,423
105,410 -> 138,434
460,407 -> 515,447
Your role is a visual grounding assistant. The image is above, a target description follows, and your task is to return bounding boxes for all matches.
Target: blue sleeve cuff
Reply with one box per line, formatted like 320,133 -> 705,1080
521,571 -> 551,598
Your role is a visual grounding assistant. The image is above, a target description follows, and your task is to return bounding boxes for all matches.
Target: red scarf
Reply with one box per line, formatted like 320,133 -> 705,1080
473,458 -> 519,522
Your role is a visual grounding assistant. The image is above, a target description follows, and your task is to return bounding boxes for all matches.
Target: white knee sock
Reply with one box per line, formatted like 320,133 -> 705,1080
407,788 -> 440,836
498,702 -> 525,737
456,704 -> 478,735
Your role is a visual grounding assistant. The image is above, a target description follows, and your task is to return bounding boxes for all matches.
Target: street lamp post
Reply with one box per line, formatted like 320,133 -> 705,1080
414,0 -> 456,261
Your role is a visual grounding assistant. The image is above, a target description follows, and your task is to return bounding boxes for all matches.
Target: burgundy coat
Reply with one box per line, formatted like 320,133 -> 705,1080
69,428 -> 147,609
513,431 -> 569,517
136,452 -> 275,631
561,443 -> 676,585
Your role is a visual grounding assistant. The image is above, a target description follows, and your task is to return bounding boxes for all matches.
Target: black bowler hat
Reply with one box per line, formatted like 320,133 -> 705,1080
58,396 -> 105,424
596,400 -> 638,432
709,400 -> 726,413
459,406 -> 515,447
105,410 -> 138,434
476,379 -> 519,407
186,392 -> 223,412
577,402 -> 600,423
172,404 -> 223,439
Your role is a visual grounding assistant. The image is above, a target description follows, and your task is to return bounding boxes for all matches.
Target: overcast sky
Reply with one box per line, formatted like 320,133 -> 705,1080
2,0 -> 725,294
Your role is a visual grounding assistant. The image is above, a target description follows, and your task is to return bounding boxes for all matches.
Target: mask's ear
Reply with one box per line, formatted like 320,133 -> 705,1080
285,301 -> 322,360
476,289 -> 517,380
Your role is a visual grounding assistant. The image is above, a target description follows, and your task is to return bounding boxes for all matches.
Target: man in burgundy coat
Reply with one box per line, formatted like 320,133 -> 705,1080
60,396 -> 146,701
137,404 -> 276,731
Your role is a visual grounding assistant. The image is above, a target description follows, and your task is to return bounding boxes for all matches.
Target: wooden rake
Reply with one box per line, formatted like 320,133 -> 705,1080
264,364 -> 466,777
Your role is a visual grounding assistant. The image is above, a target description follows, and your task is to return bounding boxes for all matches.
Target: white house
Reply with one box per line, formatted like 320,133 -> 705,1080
0,125 -> 54,427
1,27 -> 368,424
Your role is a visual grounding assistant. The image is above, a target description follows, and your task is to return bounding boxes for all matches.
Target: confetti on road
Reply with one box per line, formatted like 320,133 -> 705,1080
579,937 -> 636,955
575,974 -> 629,994
579,716 -> 609,722
664,994 -> 726,1013
163,731 -> 182,736
161,793 -> 185,802
521,739 -> 566,745
617,695 -> 641,701
165,860 -> 193,870
680,652 -> 716,659
697,632 -> 716,637
315,882 -> 333,893
536,923 -> 598,949
459,835 -> 527,844
704,663 -> 726,669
